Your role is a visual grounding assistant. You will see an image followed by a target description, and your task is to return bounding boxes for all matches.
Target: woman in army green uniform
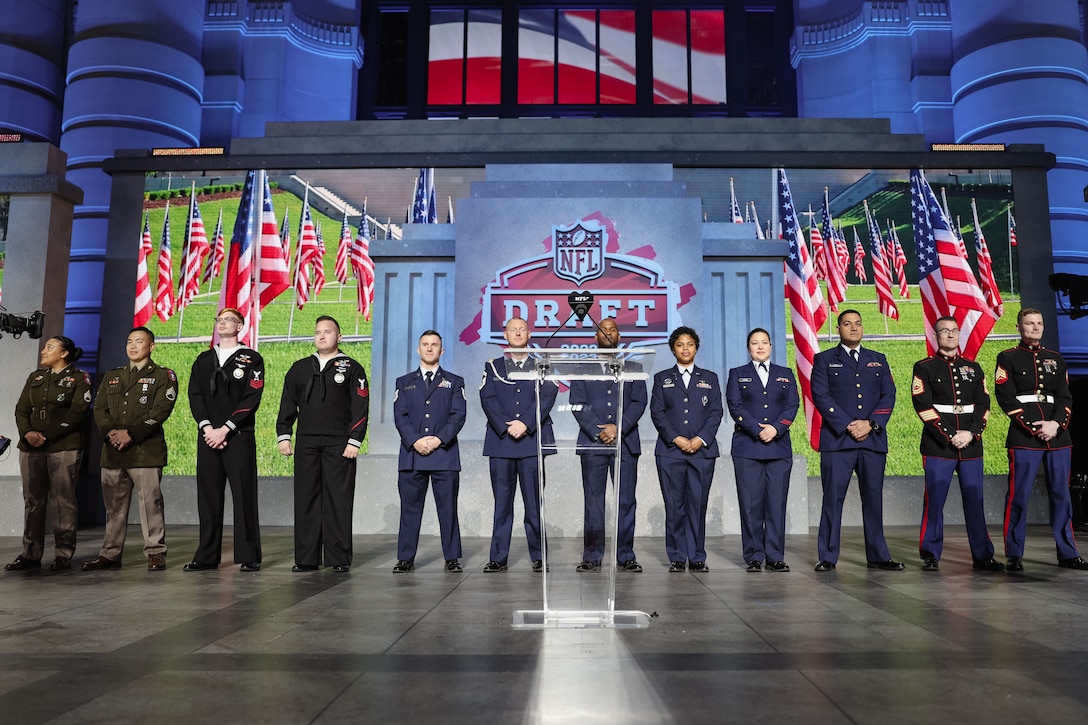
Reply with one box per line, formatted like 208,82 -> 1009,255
6,336 -> 92,572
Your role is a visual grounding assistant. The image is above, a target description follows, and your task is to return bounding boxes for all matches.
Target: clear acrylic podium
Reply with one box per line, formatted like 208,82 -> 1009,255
506,347 -> 655,629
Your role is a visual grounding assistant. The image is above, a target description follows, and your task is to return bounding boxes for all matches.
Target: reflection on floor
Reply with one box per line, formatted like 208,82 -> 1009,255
2,526 -> 1088,724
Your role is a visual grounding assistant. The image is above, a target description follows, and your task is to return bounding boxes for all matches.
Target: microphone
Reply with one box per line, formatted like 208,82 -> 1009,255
568,291 -> 594,320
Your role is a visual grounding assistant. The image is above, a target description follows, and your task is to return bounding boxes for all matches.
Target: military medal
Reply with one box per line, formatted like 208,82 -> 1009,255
334,373 -> 345,383
233,367 -> 245,379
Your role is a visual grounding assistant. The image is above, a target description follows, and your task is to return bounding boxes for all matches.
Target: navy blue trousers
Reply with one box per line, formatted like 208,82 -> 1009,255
656,456 -> 714,564
579,452 -> 639,564
817,448 -> 892,564
488,457 -> 542,563
732,456 -> 791,563
396,469 -> 462,562
1004,447 -> 1078,561
919,456 -> 994,562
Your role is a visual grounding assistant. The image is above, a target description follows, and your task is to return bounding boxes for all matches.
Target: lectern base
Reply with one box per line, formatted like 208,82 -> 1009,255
512,609 -> 651,629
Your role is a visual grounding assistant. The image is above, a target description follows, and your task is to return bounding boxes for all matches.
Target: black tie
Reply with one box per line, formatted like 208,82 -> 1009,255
758,362 -> 767,373
424,371 -> 433,388
851,349 -> 859,364
682,369 -> 691,388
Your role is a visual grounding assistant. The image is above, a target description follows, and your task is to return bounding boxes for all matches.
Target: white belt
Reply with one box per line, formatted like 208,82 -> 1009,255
933,403 -> 975,414
1015,393 -> 1055,404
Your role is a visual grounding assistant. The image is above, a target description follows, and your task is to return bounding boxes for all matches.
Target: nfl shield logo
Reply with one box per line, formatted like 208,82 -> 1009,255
553,220 -> 605,286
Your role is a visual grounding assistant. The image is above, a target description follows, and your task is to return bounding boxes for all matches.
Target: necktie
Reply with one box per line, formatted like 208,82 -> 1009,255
758,362 -> 767,373
424,371 -> 433,388
851,349 -> 859,364
682,369 -> 691,388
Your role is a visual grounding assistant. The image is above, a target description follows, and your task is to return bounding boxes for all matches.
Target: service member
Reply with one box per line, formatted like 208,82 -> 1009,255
995,308 -> 1088,570
7,336 -> 92,572
725,328 -> 798,572
391,330 -> 467,573
83,327 -> 177,571
183,308 -> 265,572
569,318 -> 648,573
650,326 -> 723,573
479,317 -> 558,573
911,317 -> 1003,572
811,310 -> 901,571
277,316 -> 369,573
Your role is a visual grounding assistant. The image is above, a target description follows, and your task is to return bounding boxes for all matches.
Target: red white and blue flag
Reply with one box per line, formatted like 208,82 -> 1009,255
865,201 -> 899,321
971,197 -> 1004,318
335,212 -> 352,285
852,226 -> 867,283
294,195 -> 320,310
256,173 -> 290,309
201,208 -> 225,286
153,204 -> 174,322
819,191 -> 847,312
134,212 -> 153,327
218,171 -> 258,343
911,169 -> 995,359
351,201 -> 376,320
780,168 -> 823,451
177,189 -> 210,310
1008,209 -> 1017,247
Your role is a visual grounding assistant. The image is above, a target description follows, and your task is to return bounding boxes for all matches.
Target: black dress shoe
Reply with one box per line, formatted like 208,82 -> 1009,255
392,559 -> 414,573
444,559 -> 463,573
766,561 -> 790,572
619,560 -> 643,573
49,557 -> 72,572
291,564 -> 319,572
922,557 -> 939,571
82,556 -> 121,571
972,557 -> 1005,572
5,555 -> 41,571
183,561 -> 218,571
1058,556 -> 1088,570
576,560 -> 601,572
240,562 -> 261,572
814,560 -> 836,572
483,560 -> 507,573
689,561 -> 709,573
746,560 -> 762,572
532,559 -> 549,573
332,565 -> 350,573
1006,557 -> 1024,572
668,560 -> 686,572
867,559 -> 906,571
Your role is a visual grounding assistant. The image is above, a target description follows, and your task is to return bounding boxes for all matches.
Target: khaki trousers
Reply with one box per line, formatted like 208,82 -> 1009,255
98,467 -> 167,561
19,449 -> 81,560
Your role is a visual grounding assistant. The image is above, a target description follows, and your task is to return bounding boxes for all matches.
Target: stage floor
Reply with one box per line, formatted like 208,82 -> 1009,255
2,525 -> 1088,724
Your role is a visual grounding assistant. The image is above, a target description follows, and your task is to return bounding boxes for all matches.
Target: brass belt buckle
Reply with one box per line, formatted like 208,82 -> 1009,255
953,404 -> 964,414
39,409 -> 46,420
1037,392 -> 1047,402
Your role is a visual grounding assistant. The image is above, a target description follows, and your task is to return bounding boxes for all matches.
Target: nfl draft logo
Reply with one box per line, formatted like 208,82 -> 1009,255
553,220 -> 604,286
463,213 -> 691,349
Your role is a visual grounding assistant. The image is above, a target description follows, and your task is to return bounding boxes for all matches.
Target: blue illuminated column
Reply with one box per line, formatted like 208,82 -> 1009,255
0,0 -> 68,142
58,1 -> 206,369
950,0 -> 1088,358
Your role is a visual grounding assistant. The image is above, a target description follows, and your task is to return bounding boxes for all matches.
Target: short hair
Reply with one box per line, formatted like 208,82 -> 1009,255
935,315 -> 957,327
129,326 -> 155,343
837,309 -> 862,325
746,327 -> 770,346
669,326 -> 700,350
50,335 -> 84,365
218,307 -> 244,323
419,329 -> 442,343
1018,307 -> 1043,324
505,316 -> 528,328
315,315 -> 341,334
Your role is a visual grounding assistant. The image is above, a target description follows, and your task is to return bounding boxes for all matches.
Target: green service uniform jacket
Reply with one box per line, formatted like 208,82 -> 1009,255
14,364 -> 93,453
93,360 -> 178,468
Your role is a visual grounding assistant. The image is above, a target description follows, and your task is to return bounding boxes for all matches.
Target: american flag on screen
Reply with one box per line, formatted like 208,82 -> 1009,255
134,213 -> 153,327
819,191 -> 847,312
864,201 -> 898,321
971,198 -> 1003,318
201,208 -> 225,286
177,190 -> 210,310
256,173 -> 290,309
294,196 -> 319,310
351,201 -> 376,321
890,222 -> 909,299
911,169 -> 995,360
780,168 -> 823,451
1008,209 -> 1017,247
335,212 -> 351,286
217,171 -> 258,344
153,205 -> 174,322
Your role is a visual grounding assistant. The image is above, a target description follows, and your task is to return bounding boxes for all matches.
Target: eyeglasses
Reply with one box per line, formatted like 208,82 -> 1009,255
216,317 -> 243,324
936,328 -> 959,335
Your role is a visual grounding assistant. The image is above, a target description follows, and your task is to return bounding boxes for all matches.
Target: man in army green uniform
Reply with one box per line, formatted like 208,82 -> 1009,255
83,327 -> 178,571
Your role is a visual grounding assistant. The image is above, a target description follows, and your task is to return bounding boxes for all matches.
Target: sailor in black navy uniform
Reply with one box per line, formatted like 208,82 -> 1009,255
811,310 -> 902,572
995,308 -> 1088,570
392,330 -> 467,573
183,308 -> 265,573
650,326 -> 723,573
277,316 -> 369,573
479,317 -> 558,573
912,316 -> 1003,572
725,328 -> 798,573
569,318 -> 648,573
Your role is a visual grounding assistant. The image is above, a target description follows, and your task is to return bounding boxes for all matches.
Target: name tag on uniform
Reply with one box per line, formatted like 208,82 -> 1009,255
829,363 -> 844,368
739,377 -> 753,383
696,380 -> 712,389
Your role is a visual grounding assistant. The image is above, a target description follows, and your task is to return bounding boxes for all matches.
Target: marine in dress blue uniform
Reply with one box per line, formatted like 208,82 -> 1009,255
725,328 -> 798,572
650,326 -> 723,572
811,310 -> 901,571
392,330 -> 467,573
911,317 -> 1002,572
479,318 -> 558,572
569,319 -> 648,572
994,309 -> 1088,570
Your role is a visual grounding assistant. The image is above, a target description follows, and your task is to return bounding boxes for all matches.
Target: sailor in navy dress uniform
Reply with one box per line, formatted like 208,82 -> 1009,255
995,308 -> 1088,570
479,317 -> 558,572
650,326 -> 723,573
569,318 -> 648,573
725,328 -> 798,573
392,330 -> 467,573
911,316 -> 1003,572
811,310 -> 902,571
